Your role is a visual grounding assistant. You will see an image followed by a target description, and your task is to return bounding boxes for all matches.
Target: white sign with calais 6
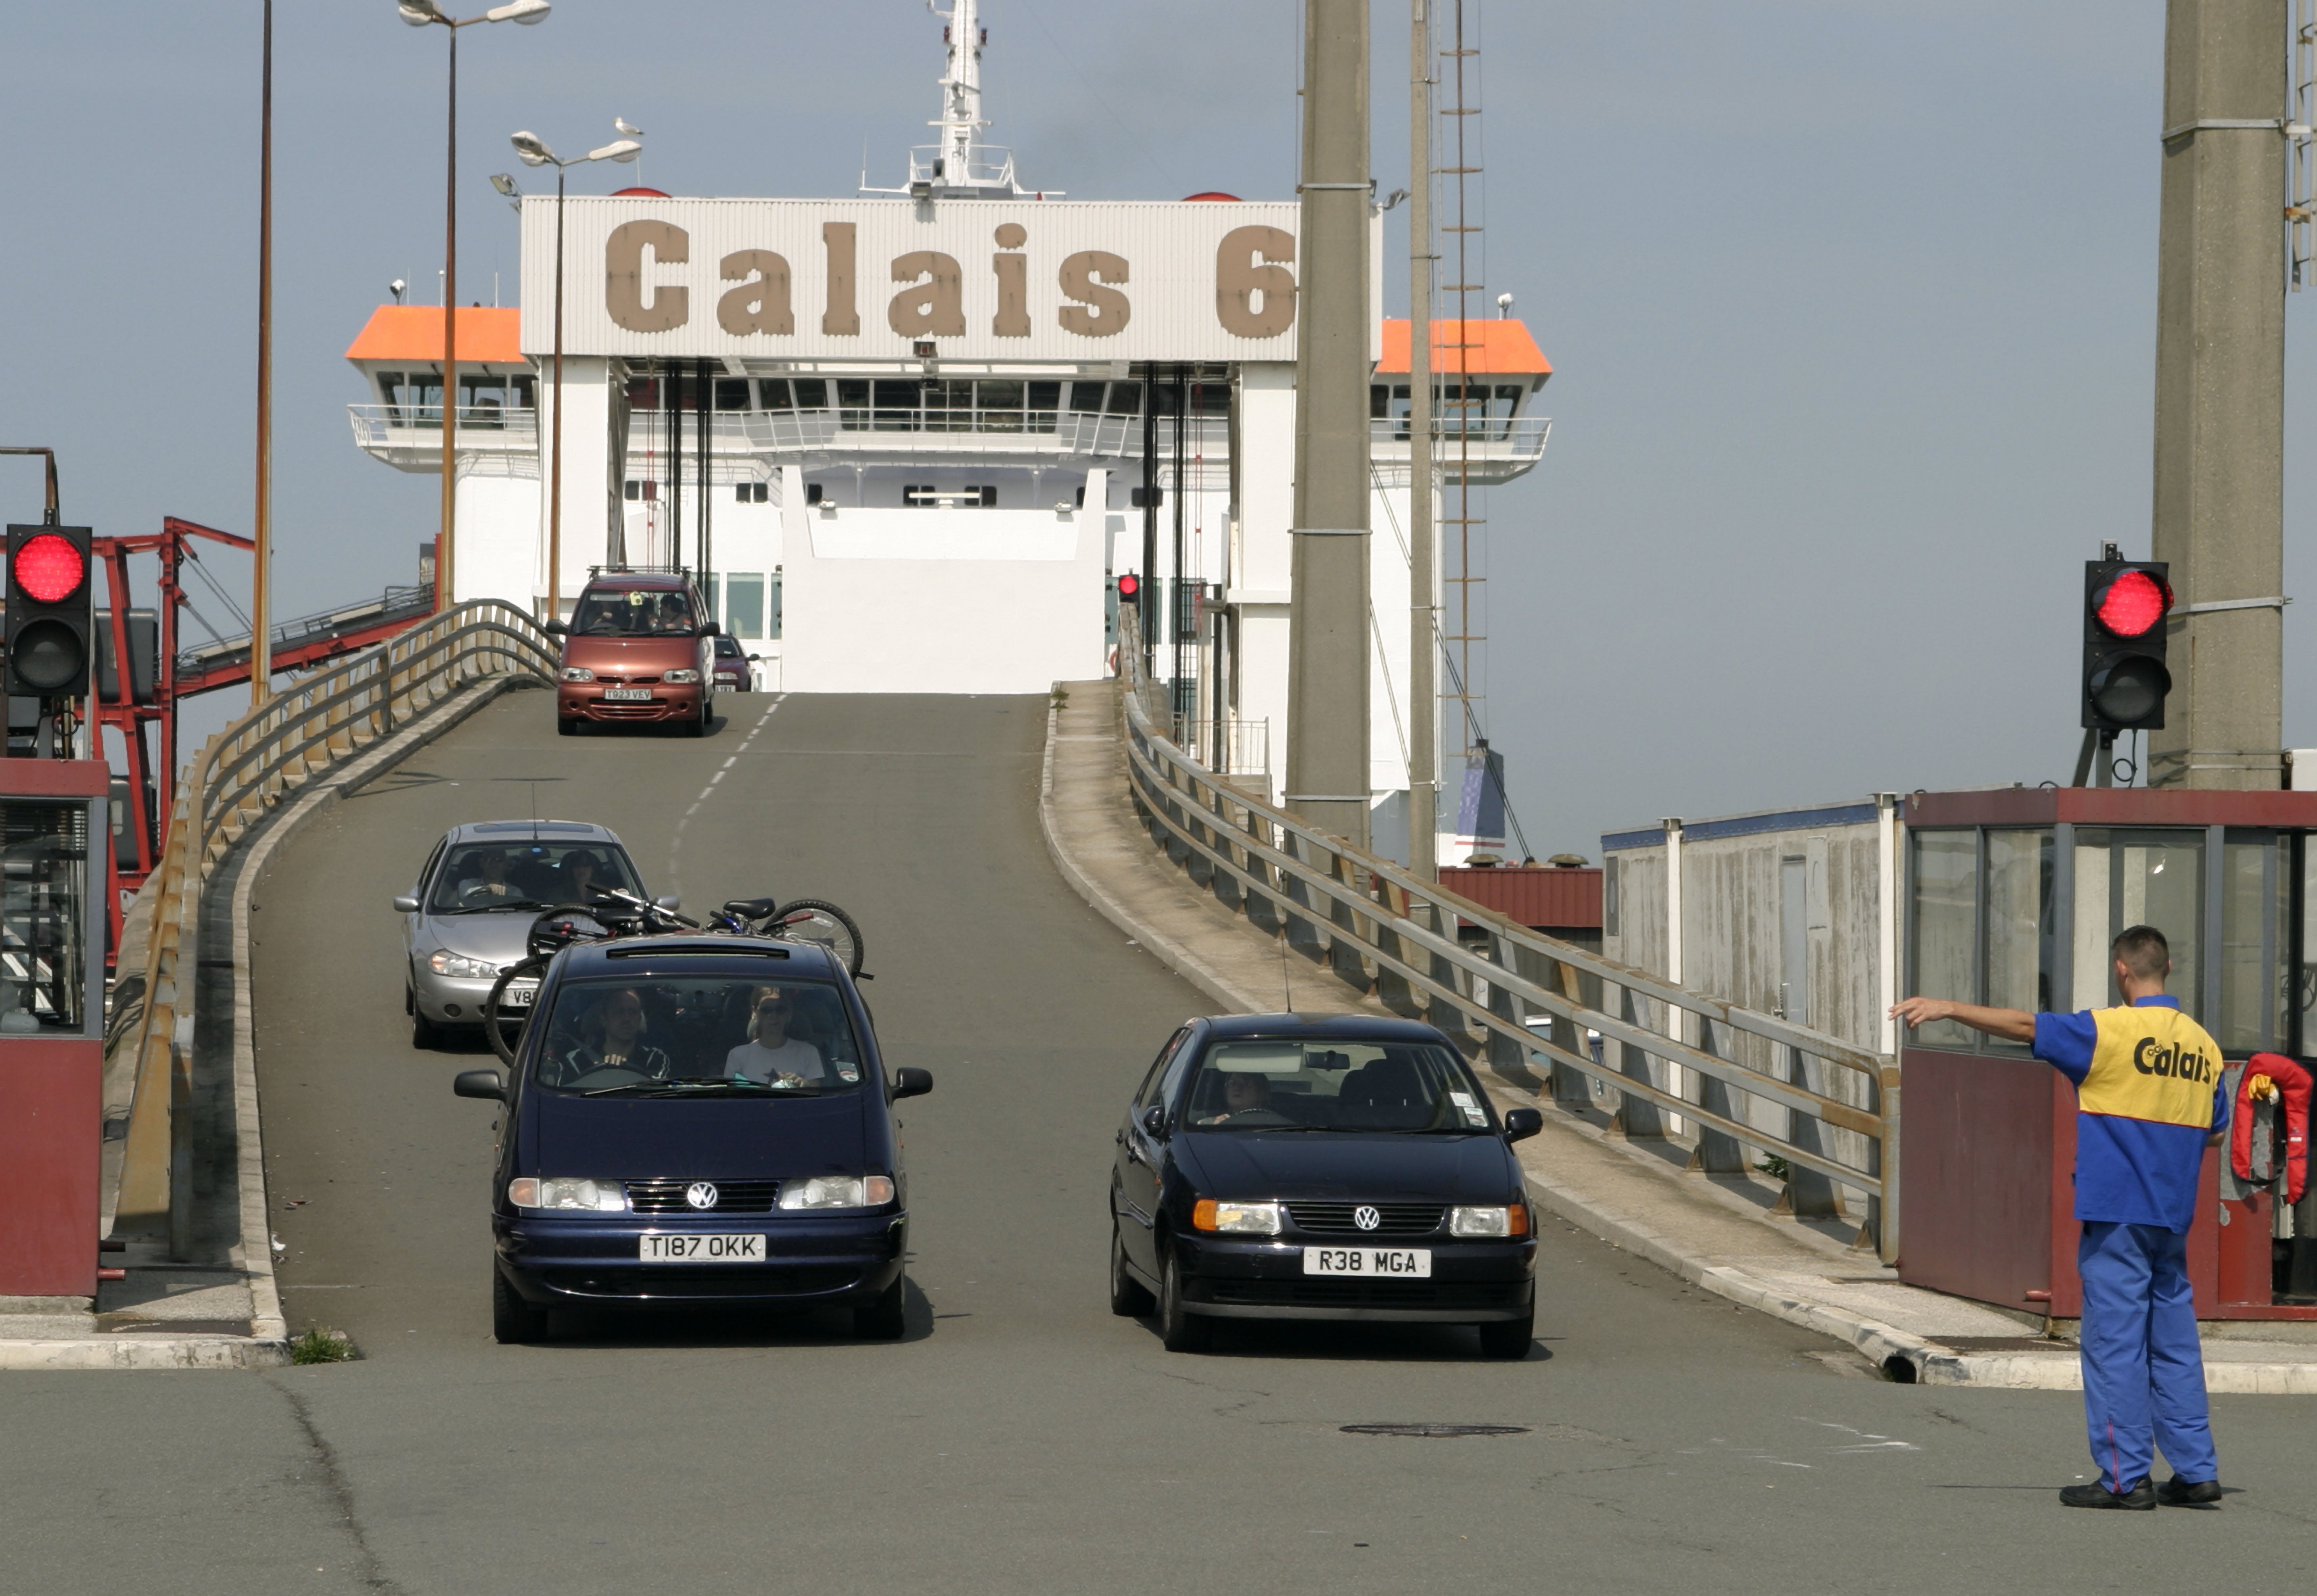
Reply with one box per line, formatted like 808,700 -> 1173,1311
517,197 -> 1365,364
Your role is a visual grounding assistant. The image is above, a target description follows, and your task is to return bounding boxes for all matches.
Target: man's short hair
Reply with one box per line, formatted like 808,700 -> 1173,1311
2113,924 -> 2170,980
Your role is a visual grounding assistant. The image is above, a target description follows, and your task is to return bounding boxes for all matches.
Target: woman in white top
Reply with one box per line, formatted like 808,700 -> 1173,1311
725,986 -> 826,1088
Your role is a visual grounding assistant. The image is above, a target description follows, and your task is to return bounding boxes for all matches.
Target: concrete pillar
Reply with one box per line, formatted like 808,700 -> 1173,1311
1407,0 -> 1437,881
1285,0 -> 1372,848
2148,0 -> 2287,790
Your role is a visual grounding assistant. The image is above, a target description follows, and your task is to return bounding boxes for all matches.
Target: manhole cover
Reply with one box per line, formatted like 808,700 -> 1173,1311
1340,1423 -> 1531,1439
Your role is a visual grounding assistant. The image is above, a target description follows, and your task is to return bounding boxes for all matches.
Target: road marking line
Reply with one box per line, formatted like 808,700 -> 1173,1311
670,695 -> 785,891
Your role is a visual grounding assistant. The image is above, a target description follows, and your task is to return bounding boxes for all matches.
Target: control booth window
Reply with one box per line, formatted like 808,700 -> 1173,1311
0,799 -> 90,1036
725,573 -> 766,640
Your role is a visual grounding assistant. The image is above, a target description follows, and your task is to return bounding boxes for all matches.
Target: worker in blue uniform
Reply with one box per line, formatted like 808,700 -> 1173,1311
1892,924 -> 2228,1510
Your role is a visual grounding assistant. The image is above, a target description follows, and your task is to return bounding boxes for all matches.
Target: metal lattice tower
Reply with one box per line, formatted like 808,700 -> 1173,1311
1438,0 -> 1487,756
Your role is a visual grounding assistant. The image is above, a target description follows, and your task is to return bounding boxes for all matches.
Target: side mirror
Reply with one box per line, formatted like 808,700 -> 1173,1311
698,622 -> 721,637
392,894 -> 420,913
890,1067 -> 933,1101
543,618 -> 567,636
453,1069 -> 507,1102
1140,1104 -> 1168,1139
654,894 -> 682,912
1503,1107 -> 1543,1144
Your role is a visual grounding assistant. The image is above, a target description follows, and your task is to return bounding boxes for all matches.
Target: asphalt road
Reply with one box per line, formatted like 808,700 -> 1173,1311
7,690 -> 2317,1594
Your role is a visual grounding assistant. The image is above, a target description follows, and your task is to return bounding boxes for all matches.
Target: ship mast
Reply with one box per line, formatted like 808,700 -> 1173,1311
862,0 -> 1057,199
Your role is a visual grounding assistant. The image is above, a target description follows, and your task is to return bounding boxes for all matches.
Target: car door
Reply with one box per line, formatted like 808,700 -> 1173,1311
1115,1024 -> 1195,1276
405,834 -> 448,976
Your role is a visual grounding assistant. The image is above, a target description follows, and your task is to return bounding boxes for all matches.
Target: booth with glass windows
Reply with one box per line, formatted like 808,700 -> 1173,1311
0,762 -> 108,1297
1900,786 -> 2317,1320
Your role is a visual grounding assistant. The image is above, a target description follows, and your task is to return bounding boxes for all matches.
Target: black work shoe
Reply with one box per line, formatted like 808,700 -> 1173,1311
2060,1477 -> 2157,1510
2157,1477 -> 2222,1507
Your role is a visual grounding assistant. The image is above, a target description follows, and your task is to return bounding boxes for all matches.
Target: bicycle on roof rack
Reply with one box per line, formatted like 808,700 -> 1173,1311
479,887 -> 866,1064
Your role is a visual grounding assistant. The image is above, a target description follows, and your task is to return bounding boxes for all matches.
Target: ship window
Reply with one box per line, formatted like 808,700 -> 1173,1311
623,480 -> 657,503
757,379 -> 792,412
714,377 -> 751,411
733,482 -> 770,504
1027,380 -> 1062,413
1370,384 -> 1389,419
1105,382 -> 1142,416
976,380 -> 1023,413
903,484 -> 937,507
624,480 -> 640,502
966,485 -> 996,508
792,378 -> 828,409
725,573 -> 766,640
805,482 -> 825,505
1068,382 -> 1105,414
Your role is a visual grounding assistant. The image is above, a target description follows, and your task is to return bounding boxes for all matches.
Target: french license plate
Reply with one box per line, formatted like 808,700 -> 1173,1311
603,687 -> 653,702
1303,1247 -> 1432,1277
639,1234 -> 765,1263
502,981 -> 537,1008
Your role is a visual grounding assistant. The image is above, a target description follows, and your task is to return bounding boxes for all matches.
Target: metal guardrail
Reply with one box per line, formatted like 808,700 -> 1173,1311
115,600 -> 557,1249
1112,611 -> 1899,1262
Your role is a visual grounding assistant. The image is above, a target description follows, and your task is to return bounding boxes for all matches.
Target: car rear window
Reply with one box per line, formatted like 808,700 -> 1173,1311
529,976 -> 866,1098
572,587 -> 696,637
1181,1040 -> 1493,1134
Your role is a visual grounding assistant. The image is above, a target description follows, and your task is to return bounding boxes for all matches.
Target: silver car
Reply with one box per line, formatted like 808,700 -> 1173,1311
396,820 -> 655,1049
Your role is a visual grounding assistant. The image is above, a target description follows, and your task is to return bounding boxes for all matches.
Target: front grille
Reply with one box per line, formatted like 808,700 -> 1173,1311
541,1265 -> 856,1300
1204,1278 -> 1524,1311
626,1178 -> 782,1214
608,675 -> 662,685
1287,1203 -> 1445,1236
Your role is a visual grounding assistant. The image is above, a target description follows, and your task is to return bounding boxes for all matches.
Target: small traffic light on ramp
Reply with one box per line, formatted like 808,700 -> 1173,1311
2083,558 -> 2172,733
5,523 -> 94,699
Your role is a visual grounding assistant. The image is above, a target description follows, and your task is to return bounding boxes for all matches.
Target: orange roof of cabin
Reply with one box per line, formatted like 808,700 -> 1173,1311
1378,318 -> 1550,376
345,305 -> 524,364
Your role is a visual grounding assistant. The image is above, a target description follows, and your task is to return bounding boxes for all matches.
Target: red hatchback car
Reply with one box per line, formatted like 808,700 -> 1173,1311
548,571 -> 717,736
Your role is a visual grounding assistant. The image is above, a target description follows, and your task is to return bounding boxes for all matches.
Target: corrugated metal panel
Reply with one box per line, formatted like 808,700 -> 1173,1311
519,198 -> 1382,365
1440,865 -> 1601,929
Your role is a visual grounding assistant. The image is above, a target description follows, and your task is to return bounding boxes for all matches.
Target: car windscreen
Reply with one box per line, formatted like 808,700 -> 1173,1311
428,840 -> 642,914
1181,1040 -> 1495,1133
571,587 -> 696,637
529,976 -> 866,1098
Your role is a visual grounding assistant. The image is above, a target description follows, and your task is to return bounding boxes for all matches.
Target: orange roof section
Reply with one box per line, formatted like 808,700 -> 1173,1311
344,305 -> 524,365
1377,318 -> 1550,376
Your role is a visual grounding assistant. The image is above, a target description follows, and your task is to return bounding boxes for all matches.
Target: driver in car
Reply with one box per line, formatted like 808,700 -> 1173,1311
725,987 -> 825,1088
458,848 -> 520,905
549,988 -> 672,1084
1198,1072 -> 1280,1125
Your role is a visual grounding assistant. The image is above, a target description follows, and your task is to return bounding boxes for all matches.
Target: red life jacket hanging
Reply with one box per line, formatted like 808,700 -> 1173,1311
2229,1052 -> 2311,1205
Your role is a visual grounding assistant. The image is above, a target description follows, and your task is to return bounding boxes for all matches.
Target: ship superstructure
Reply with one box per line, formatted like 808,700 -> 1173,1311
341,3 -> 1551,865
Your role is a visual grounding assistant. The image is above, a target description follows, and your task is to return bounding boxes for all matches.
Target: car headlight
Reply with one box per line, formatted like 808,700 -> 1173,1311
427,950 -> 499,980
1192,1199 -> 1283,1235
663,668 -> 701,684
778,1174 -> 895,1210
1449,1204 -> 1530,1238
509,1177 -> 628,1212
561,666 -> 596,682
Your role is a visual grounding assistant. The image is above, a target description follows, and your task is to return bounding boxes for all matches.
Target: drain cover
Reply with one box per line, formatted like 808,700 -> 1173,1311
1340,1423 -> 1531,1439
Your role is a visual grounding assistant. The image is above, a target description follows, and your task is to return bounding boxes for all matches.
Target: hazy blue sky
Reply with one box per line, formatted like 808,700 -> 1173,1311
3,3 -> 2310,856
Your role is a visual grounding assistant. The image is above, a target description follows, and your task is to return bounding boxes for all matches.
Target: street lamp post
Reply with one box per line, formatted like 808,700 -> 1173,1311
510,130 -> 640,623
397,0 -> 550,615
253,0 -> 274,704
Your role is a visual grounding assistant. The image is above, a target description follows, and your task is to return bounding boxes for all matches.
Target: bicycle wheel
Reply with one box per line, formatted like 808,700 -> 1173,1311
483,953 -> 553,1065
772,898 -> 865,976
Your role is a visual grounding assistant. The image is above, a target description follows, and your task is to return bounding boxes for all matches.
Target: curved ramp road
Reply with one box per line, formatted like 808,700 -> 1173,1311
3,692 -> 2314,1592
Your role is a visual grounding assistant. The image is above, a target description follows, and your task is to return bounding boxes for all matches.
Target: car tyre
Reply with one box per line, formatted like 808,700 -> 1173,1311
688,696 -> 711,737
1476,1310 -> 1534,1360
492,1266 -> 549,1344
557,716 -> 579,737
853,1273 -> 906,1339
1110,1222 -> 1156,1317
410,996 -> 439,1051
1157,1245 -> 1210,1353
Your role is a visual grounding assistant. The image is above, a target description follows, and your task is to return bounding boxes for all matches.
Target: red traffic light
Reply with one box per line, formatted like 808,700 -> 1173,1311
1116,572 -> 1140,599
12,532 -> 86,604
2092,568 -> 2170,638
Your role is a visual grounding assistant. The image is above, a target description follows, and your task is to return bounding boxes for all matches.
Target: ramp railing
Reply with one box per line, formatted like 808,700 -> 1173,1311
1114,612 -> 1900,1261
115,600 -> 556,1250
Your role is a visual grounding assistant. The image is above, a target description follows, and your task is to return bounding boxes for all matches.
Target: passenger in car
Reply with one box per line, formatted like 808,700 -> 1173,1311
726,987 -> 827,1088
558,849 -> 606,902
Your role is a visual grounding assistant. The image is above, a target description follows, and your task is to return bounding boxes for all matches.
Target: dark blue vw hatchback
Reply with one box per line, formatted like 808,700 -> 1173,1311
1110,1013 -> 1543,1358
453,936 -> 930,1343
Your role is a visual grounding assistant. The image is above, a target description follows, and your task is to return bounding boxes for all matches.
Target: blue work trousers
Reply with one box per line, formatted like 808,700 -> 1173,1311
2077,1220 -> 2217,1492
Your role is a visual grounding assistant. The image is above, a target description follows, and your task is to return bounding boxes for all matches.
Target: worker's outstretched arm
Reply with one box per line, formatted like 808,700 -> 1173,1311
1888,996 -> 2037,1045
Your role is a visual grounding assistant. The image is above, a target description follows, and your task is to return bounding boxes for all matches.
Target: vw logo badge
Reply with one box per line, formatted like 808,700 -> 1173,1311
684,1182 -> 719,1210
1353,1205 -> 1382,1231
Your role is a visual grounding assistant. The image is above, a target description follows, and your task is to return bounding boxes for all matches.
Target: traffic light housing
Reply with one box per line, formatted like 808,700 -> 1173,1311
2082,558 -> 2172,733
1115,572 -> 1140,601
6,523 -> 94,699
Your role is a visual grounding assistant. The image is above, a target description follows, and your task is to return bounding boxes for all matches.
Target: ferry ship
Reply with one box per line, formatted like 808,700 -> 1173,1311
341,0 -> 1551,864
